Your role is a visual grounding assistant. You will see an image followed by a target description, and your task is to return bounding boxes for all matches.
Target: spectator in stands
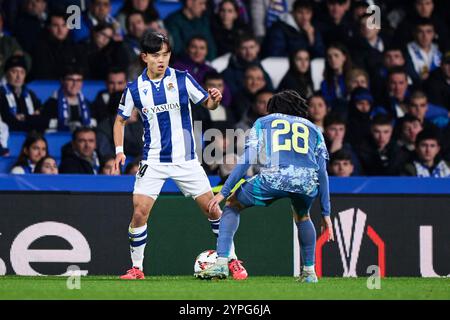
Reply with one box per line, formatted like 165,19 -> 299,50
328,149 -> 354,177
396,114 -> 424,162
13,0 -> 48,55
346,86 -> 374,149
278,49 -> 314,98
236,89 -> 272,131
346,68 -> 370,93
125,157 -> 141,175
173,36 -> 216,84
165,0 -> 217,60
210,0 -> 249,23
0,55 -> 48,132
100,155 -> 119,175
31,12 -> 87,79
34,155 -> 58,174
71,0 -> 124,43
117,0 -> 159,33
307,93 -> 328,132
372,46 -> 413,99
406,18 -> 442,83
123,11 -> 147,73
374,67 -> 411,120
250,0 -> 295,41
42,65 -> 95,132
85,22 -> 130,80
402,128 -> 450,177
395,0 -> 448,52
96,92 -> 143,158
262,0 -> 325,58
211,0 -> 251,57
424,51 -> 450,110
317,0 -> 353,48
406,90 -> 449,129
323,113 -> 361,175
0,114 -> 8,156
230,65 -> 269,122
10,131 -> 47,174
222,34 -> 273,95
320,42 -> 352,112
351,13 -> 391,81
357,114 -> 407,176
59,127 -> 101,174
192,71 -> 235,132
0,9 -> 30,79
91,68 -> 128,123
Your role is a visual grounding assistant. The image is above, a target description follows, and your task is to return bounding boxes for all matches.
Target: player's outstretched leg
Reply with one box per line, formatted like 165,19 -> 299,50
295,216 -> 318,283
120,194 -> 154,280
197,203 -> 247,280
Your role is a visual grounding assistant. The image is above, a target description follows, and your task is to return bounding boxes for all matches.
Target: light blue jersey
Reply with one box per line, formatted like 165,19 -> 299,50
221,113 -> 331,216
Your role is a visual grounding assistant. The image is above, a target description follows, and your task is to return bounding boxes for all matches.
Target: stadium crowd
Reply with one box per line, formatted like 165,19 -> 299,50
0,0 -> 449,178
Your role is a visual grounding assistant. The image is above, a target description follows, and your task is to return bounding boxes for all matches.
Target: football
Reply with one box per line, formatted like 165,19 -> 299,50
194,250 -> 217,274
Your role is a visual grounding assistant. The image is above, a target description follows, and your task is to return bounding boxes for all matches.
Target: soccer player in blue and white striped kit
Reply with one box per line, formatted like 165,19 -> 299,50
198,90 -> 335,282
113,31 -> 247,279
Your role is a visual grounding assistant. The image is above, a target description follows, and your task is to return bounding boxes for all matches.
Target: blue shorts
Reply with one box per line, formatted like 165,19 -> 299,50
234,175 -> 317,216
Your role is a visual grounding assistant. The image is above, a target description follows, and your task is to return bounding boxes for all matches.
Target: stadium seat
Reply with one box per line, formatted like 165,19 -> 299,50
0,157 -> 16,173
210,53 -> 231,73
7,132 -> 27,157
311,58 -> 325,91
45,132 -> 72,158
156,0 -> 183,19
27,80 -> 106,104
110,0 -> 123,16
261,57 -> 289,89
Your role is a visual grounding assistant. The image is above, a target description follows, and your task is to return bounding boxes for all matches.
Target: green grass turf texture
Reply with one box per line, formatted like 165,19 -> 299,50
0,276 -> 449,300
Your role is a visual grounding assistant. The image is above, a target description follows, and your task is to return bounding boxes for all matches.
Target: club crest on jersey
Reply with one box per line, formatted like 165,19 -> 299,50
166,83 -> 175,92
143,88 -> 148,96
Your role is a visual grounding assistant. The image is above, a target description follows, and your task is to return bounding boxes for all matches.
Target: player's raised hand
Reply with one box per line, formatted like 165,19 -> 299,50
208,193 -> 225,214
208,88 -> 222,104
114,152 -> 126,173
321,215 -> 334,242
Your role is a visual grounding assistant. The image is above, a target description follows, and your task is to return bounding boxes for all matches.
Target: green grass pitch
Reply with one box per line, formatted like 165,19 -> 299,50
0,276 -> 449,300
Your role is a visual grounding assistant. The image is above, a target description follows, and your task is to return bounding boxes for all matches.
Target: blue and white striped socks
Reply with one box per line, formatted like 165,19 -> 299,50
128,224 -> 148,271
209,217 -> 237,260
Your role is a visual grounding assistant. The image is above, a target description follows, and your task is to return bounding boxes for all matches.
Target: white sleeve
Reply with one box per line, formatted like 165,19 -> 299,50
185,73 -> 208,105
11,166 -> 25,174
117,87 -> 134,119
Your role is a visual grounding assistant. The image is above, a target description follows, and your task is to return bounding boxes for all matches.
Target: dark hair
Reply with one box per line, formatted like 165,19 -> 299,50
12,132 -> 48,169
324,42 -> 353,86
204,71 -> 224,83
293,0 -> 314,11
414,17 -> 435,30
324,113 -> 346,128
100,155 -> 116,174
326,0 -> 347,4
187,35 -> 208,48
125,10 -> 146,31
384,45 -> 405,54
387,66 -> 408,79
92,21 -> 114,34
47,11 -> 68,26
120,0 -> 159,21
330,149 -> 353,164
416,128 -> 440,146
34,156 -> 57,174
236,33 -> 258,49
219,0 -> 239,13
267,90 -> 309,118
371,114 -> 393,127
61,64 -> 85,79
107,66 -> 127,78
125,157 -> 142,174
140,30 -> 171,54
72,127 -> 96,141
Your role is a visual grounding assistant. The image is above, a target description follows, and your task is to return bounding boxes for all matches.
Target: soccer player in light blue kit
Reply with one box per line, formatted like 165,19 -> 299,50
198,90 -> 335,282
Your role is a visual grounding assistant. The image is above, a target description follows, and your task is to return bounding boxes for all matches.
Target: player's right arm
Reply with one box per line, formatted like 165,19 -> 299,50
113,87 -> 134,172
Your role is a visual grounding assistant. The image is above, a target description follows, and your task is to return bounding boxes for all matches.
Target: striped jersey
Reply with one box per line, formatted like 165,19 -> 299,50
118,67 -> 208,164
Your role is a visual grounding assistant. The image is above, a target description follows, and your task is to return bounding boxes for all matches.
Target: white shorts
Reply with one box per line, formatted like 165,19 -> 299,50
133,160 -> 212,200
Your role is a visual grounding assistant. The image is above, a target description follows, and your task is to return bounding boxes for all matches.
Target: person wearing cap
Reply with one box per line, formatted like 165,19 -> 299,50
424,51 -> 450,110
0,55 -> 48,132
346,86 -> 374,149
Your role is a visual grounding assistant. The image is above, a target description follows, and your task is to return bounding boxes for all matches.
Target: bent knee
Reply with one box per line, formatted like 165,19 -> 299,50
225,194 -> 245,211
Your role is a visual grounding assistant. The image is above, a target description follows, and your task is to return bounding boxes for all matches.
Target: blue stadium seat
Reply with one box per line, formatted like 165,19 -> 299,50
7,132 -> 27,157
45,132 -> 72,158
0,157 -> 16,173
27,80 -> 106,104
111,0 -> 123,16
156,0 -> 182,19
